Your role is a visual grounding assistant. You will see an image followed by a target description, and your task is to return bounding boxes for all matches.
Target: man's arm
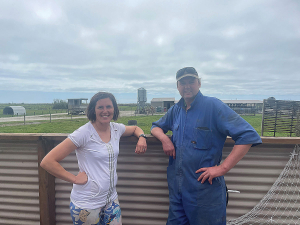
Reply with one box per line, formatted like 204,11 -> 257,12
196,100 -> 262,185
196,144 -> 251,184
151,127 -> 176,159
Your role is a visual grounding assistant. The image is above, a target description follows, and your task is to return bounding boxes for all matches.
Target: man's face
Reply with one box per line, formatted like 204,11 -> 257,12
177,76 -> 201,101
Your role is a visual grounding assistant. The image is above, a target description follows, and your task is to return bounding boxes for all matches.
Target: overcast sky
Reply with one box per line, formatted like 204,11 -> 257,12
0,0 -> 299,103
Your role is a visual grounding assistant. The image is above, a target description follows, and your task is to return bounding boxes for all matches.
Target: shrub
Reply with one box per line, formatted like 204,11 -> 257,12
52,99 -> 68,109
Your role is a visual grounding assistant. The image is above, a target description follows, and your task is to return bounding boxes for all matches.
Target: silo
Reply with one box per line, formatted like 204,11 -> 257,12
137,88 -> 147,103
137,88 -> 147,113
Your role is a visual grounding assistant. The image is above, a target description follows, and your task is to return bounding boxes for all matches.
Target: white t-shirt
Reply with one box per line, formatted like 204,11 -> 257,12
68,121 -> 126,209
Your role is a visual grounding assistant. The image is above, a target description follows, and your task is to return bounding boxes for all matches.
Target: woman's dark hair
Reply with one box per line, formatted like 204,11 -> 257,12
86,92 -> 119,122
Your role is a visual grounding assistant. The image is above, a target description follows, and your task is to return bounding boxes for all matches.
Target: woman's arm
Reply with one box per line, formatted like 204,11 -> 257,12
122,125 -> 147,154
40,138 -> 87,184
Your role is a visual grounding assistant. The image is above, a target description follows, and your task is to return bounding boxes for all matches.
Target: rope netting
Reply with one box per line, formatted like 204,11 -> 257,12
228,145 -> 300,225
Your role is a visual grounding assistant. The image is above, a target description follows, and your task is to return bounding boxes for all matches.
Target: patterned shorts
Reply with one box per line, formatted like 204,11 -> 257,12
70,198 -> 122,225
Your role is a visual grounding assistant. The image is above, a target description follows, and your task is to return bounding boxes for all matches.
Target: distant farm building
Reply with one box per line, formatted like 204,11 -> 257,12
222,100 -> 263,115
67,98 -> 88,114
151,98 -> 175,112
3,106 -> 26,116
150,98 -> 263,114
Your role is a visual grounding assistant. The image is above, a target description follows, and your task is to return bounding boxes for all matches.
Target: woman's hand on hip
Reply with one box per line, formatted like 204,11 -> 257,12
74,171 -> 88,185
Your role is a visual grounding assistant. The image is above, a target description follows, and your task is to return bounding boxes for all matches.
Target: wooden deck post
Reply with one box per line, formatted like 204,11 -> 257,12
38,137 -> 56,225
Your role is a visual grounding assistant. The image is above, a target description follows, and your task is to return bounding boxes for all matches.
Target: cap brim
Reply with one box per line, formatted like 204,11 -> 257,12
176,74 -> 199,81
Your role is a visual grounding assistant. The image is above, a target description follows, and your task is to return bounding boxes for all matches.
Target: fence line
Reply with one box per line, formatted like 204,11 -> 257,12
261,99 -> 300,137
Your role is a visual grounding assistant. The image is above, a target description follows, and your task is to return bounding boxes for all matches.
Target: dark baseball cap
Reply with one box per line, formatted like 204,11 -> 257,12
176,67 -> 199,81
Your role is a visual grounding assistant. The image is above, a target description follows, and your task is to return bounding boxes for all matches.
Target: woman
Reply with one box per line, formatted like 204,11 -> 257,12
40,92 -> 147,225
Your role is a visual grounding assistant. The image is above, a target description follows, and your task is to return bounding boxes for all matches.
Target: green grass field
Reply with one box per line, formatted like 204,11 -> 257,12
0,114 -> 161,134
0,113 -> 297,137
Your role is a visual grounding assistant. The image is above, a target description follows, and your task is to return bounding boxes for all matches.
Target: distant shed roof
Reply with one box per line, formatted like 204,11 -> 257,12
3,106 -> 26,115
222,100 -> 263,104
151,98 -> 175,102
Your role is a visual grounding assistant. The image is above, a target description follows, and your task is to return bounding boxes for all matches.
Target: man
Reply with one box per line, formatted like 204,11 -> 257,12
151,67 -> 262,225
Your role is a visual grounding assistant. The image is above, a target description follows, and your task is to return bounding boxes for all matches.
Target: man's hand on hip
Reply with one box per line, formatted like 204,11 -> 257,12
195,165 -> 226,185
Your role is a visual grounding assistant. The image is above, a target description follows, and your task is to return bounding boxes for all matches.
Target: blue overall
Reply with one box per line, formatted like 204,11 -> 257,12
151,91 -> 262,225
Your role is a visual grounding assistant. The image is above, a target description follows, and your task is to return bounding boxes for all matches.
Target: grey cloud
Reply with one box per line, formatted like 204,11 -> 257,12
0,0 -> 299,102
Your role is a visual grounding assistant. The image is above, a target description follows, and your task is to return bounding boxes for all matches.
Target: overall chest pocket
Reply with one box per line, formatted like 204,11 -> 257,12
193,127 -> 212,150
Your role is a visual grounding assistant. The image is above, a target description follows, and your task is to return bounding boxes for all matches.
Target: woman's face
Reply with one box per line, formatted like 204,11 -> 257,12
94,98 -> 114,124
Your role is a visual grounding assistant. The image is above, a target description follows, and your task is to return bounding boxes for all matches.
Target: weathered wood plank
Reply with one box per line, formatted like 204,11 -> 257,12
37,137 -> 56,225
